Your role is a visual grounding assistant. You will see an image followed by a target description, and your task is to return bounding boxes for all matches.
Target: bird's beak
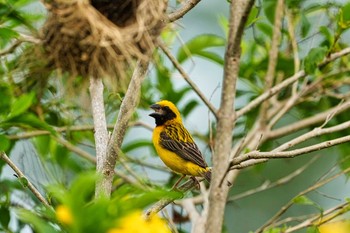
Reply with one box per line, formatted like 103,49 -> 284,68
149,104 -> 162,118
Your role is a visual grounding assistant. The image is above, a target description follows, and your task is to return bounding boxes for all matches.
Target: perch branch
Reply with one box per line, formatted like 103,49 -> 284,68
144,178 -> 199,218
0,151 -> 50,208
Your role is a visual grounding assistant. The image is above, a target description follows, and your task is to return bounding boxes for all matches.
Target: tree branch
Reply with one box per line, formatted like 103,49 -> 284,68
259,0 -> 284,127
144,178 -> 198,218
229,155 -> 318,201
168,0 -> 202,22
203,1 -> 255,233
267,99 -> 350,139
232,135 -> 350,167
89,77 -> 109,198
102,60 -> 150,198
0,151 -> 50,208
235,46 -> 350,121
53,136 -> 96,163
256,166 -> 350,232
158,40 -> 217,116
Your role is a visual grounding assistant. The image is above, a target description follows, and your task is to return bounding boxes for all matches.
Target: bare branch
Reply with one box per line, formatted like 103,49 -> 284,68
256,166 -> 350,233
89,77 -> 109,198
229,156 -> 318,201
0,35 -> 40,57
158,40 -> 217,117
103,60 -> 150,198
234,135 -> 350,165
0,151 -> 50,208
285,201 -> 350,233
168,0 -> 202,22
235,47 -> 350,120
259,0 -> 284,126
273,120 -> 350,152
267,99 -> 350,139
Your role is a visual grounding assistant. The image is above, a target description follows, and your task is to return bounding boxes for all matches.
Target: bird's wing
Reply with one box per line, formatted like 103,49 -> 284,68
159,123 -> 208,168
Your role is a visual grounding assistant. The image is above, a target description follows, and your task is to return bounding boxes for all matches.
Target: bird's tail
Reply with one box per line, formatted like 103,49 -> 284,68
204,169 -> 211,183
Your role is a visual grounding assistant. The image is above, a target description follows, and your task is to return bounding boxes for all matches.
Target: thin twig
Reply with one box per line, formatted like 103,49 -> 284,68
168,0 -> 202,22
0,151 -> 50,208
235,47 -> 350,121
259,0 -> 284,127
256,166 -> 350,233
229,156 -> 318,201
234,135 -> 350,164
285,201 -> 350,233
267,99 -> 350,139
8,121 -> 151,140
53,136 -> 96,163
158,40 -> 217,117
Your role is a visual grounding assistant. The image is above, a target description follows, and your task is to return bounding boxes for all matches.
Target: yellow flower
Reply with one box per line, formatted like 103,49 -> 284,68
318,220 -> 350,233
56,205 -> 73,225
107,211 -> 171,233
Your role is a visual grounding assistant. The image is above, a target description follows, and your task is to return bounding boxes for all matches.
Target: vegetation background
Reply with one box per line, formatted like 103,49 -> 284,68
1,0 -> 350,232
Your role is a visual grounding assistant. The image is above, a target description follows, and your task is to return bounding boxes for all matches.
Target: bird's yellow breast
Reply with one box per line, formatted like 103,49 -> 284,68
152,126 -> 207,176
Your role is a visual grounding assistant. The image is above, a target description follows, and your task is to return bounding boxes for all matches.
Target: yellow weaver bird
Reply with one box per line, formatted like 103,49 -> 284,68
149,100 -> 211,187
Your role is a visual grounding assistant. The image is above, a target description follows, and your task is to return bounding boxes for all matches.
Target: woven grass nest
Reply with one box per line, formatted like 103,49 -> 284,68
41,0 -> 167,81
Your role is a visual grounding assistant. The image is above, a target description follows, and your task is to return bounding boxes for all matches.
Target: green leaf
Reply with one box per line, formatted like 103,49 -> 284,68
338,4 -> 350,30
263,0 -> 277,24
293,195 -> 315,205
320,26 -> 334,49
303,47 -> 328,74
218,15 -> 228,37
7,92 -> 35,119
0,134 -> 10,151
0,83 -> 12,116
0,206 -> 10,229
18,176 -> 29,188
300,13 -> 311,38
341,3 -> 350,23
2,113 -> 55,134
177,34 -> 225,64
16,209 -> 59,233
182,100 -> 199,117
0,27 -> 19,48
293,195 -> 323,212
306,226 -> 320,233
122,140 -> 153,153
246,6 -> 260,28
256,22 -> 273,38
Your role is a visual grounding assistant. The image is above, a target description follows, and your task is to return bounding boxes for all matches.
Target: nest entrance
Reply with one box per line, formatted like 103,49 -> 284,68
42,0 -> 167,82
